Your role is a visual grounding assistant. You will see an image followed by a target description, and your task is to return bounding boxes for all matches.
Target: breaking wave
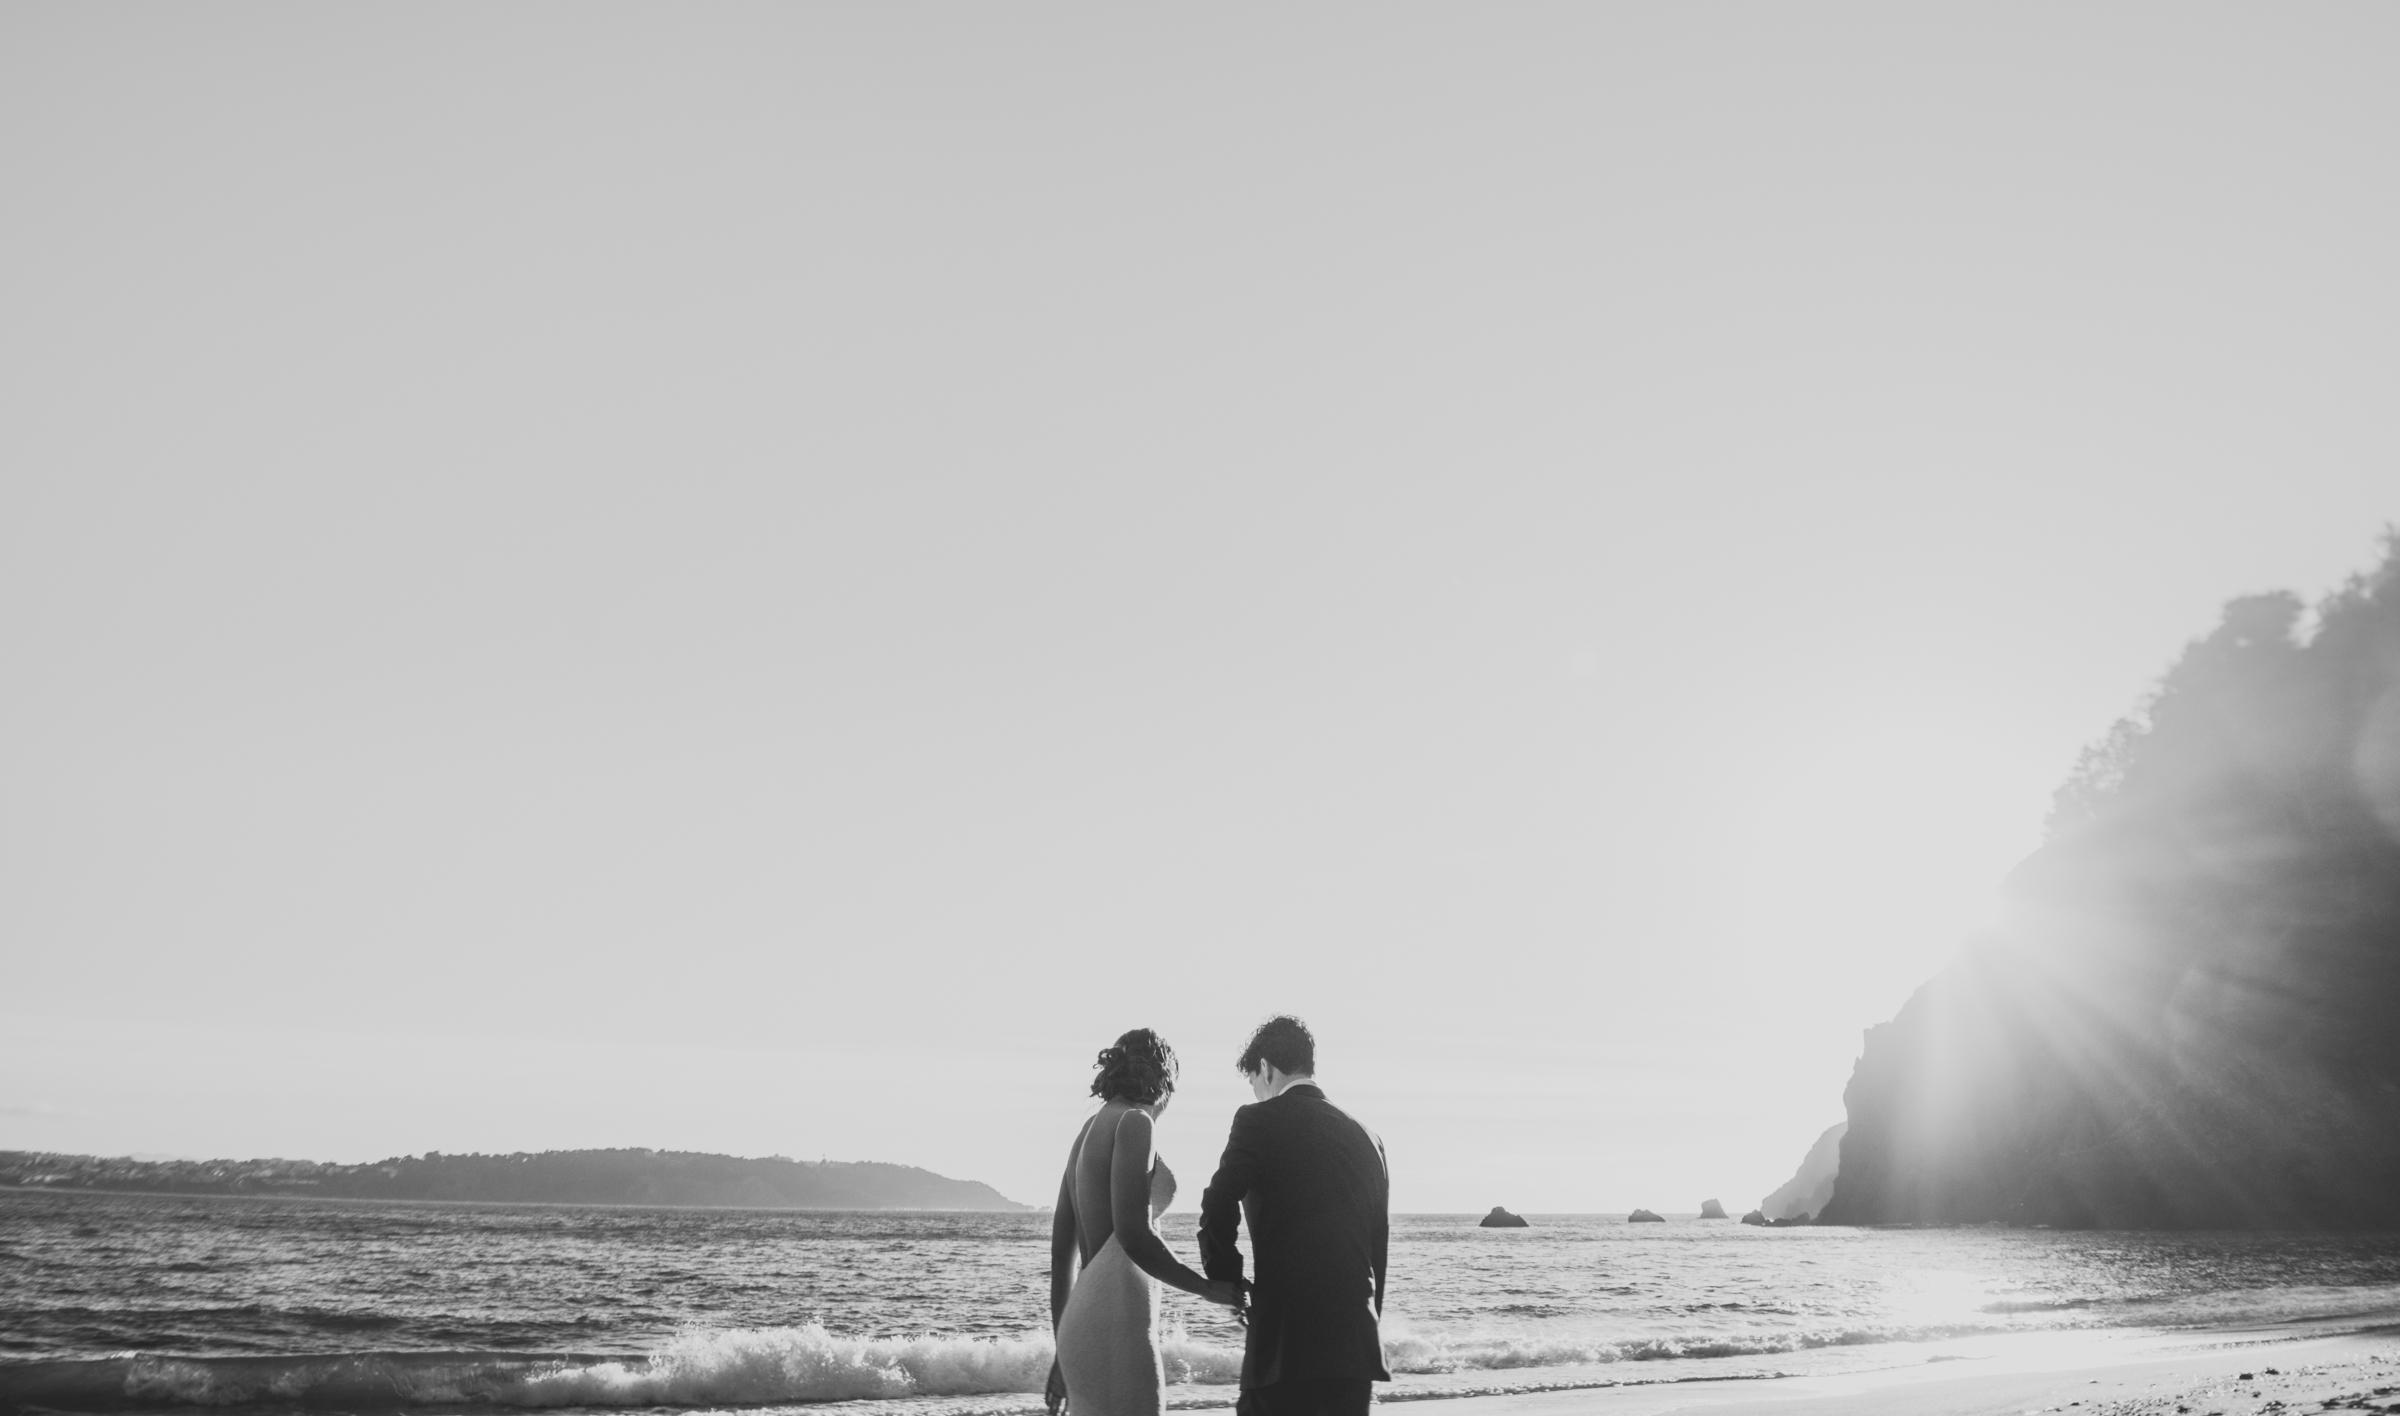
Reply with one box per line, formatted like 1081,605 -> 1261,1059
515,1325 -> 1243,1405
0,1323 -> 1908,1412
11,1284 -> 2400,1412
0,1322 -> 1936,1413
0,1326 -> 1244,1411
1379,1321 -> 1986,1372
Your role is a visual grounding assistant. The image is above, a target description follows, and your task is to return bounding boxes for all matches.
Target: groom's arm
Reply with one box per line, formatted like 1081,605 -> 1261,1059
1371,1137 -> 1390,1318
1198,1106 -> 1263,1284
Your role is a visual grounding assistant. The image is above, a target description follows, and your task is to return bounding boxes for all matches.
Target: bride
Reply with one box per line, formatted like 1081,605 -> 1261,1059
1047,1029 -> 1244,1416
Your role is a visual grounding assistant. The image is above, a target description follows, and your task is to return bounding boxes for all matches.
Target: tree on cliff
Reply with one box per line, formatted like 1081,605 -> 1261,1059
1822,532 -> 2400,1228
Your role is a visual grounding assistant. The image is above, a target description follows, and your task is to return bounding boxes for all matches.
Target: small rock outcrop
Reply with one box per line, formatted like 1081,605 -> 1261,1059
1478,1206 -> 1529,1228
1740,1208 -> 1768,1225
1626,1208 -> 1665,1223
1769,1211 -> 1811,1227
1697,1198 -> 1728,1219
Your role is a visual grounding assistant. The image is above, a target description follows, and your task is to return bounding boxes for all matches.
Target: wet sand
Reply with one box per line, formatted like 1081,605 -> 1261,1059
1396,1325 -> 2400,1416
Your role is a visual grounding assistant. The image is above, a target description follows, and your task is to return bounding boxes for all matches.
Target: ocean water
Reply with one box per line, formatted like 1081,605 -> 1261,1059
6,1188 -> 2400,1412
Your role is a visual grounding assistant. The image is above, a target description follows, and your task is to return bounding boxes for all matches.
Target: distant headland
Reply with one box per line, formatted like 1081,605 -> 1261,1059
0,1148 -> 1032,1212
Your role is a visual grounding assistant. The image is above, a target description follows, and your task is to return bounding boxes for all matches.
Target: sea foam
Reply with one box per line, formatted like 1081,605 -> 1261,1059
15,1287 -> 2400,1414
518,1325 -> 1059,1405
12,1328 -> 1246,1410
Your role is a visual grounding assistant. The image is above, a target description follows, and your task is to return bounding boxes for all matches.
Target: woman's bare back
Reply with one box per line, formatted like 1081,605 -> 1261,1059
1064,1103 -> 1176,1263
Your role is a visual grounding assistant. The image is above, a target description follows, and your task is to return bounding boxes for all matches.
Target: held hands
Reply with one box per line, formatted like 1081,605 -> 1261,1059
1045,1359 -> 1067,1416
1198,1278 -> 1251,1323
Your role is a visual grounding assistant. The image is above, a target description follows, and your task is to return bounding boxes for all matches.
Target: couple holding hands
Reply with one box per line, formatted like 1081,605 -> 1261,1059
1048,1016 -> 1390,1416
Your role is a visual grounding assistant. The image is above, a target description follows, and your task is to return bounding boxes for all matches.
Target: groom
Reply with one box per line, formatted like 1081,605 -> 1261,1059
1199,1016 -> 1391,1416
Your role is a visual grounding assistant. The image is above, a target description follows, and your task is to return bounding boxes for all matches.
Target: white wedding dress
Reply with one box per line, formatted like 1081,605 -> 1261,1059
1054,1112 -> 1178,1416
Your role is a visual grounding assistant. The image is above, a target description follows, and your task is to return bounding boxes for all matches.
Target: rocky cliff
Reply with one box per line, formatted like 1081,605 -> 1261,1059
1760,1122 -> 1844,1221
1822,539 -> 2400,1228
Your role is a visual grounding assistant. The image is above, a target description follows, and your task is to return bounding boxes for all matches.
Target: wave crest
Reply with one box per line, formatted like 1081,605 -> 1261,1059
521,1325 -> 1055,1405
1378,1322 -> 1967,1374
4,1326 -> 1245,1411
17,1284 -> 2400,1414
527,1325 -> 1237,1404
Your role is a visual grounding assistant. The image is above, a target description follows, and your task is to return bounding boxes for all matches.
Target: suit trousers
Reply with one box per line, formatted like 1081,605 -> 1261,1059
1235,1380 -> 1372,1416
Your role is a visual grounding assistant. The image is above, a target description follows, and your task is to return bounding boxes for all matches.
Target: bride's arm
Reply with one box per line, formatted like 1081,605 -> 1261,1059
1049,1168 -> 1078,1329
1046,1168 -> 1076,1416
1108,1110 -> 1216,1300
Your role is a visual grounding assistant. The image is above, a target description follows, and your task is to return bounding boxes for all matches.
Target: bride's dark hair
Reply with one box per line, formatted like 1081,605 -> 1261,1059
1090,1028 -> 1178,1104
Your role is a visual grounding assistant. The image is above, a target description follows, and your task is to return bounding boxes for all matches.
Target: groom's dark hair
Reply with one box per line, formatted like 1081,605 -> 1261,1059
1236,1015 -> 1315,1077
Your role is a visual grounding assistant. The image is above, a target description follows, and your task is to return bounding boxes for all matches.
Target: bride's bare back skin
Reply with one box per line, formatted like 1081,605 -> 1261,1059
1047,1100 -> 1241,1416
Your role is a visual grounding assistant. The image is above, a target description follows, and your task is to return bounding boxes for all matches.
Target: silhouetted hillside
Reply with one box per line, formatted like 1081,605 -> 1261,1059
0,1148 -> 1031,1211
1760,1122 -> 1843,1222
1824,534 -> 2400,1228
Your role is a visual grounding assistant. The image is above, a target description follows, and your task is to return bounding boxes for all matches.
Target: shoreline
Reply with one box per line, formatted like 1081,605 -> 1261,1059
1145,1321 -> 2400,1416
1375,1321 -> 2400,1416
8,1314 -> 2399,1415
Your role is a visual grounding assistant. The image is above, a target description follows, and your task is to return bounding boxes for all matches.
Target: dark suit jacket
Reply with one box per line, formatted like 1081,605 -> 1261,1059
1197,1084 -> 1391,1389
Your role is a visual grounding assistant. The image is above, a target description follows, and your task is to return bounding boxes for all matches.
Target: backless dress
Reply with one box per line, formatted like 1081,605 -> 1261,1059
1054,1111 -> 1178,1416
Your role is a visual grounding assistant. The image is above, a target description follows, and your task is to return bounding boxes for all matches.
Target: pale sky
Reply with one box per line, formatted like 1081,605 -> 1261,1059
3,3 -> 2395,1214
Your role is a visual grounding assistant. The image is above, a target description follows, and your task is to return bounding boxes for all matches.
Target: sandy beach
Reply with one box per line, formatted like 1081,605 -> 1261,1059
1392,1325 -> 2400,1416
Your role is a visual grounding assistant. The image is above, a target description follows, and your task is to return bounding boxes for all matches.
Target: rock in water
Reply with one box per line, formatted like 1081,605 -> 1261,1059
1761,1123 -> 1845,1222
1697,1198 -> 1728,1219
1626,1208 -> 1665,1222
1740,1208 -> 1769,1226
1822,546 -> 2400,1229
1479,1206 -> 1529,1228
